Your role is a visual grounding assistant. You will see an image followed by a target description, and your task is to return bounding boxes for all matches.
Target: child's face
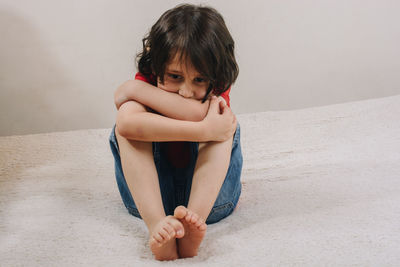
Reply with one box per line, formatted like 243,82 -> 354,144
157,54 -> 210,101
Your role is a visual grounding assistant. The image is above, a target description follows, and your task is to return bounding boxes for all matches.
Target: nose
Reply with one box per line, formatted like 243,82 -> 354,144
178,83 -> 194,98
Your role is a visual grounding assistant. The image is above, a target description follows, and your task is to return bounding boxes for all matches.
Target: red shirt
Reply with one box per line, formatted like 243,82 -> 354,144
134,72 -> 231,168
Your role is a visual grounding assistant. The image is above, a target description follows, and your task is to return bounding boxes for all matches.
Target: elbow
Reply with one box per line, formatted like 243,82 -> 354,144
115,100 -> 147,140
115,111 -> 130,138
116,110 -> 141,140
114,80 -> 138,110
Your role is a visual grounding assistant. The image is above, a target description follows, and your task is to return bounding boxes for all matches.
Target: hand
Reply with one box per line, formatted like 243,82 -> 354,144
114,80 -> 134,110
201,96 -> 237,142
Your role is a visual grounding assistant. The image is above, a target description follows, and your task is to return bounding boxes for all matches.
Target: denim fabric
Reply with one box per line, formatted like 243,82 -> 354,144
108,124 -> 243,224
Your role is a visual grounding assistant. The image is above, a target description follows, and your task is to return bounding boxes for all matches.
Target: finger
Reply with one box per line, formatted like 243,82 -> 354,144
210,95 -> 219,106
209,96 -> 221,113
219,100 -> 225,114
218,96 -> 227,106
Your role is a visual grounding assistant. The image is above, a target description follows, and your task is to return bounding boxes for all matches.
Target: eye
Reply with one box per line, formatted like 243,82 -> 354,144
194,77 -> 207,83
168,73 -> 182,80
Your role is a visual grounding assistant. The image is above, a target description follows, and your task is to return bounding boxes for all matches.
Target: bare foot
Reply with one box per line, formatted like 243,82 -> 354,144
174,206 -> 207,258
149,215 -> 185,261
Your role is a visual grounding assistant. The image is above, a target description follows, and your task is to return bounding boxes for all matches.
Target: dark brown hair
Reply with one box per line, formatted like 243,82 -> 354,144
137,4 -> 239,102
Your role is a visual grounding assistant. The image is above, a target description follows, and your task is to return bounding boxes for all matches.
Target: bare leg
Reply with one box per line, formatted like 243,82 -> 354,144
176,136 -> 234,258
115,128 -> 184,261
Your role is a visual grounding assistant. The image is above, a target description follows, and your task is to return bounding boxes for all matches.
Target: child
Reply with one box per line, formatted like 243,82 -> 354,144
109,4 -> 243,261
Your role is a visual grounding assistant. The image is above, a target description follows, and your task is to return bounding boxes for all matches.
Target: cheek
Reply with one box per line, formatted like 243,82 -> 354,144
197,85 -> 209,99
157,80 -> 178,93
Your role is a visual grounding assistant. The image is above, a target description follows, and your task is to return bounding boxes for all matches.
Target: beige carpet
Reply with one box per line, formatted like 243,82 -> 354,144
1,95 -> 400,266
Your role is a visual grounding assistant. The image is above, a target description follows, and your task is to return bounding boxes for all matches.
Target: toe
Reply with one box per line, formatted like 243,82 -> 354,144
149,237 -> 158,247
187,215 -> 193,224
195,219 -> 202,227
168,218 -> 184,238
164,224 -> 176,238
174,206 -> 187,219
191,213 -> 198,224
199,223 -> 207,231
185,211 -> 193,223
197,217 -> 207,230
153,233 -> 163,244
159,228 -> 171,241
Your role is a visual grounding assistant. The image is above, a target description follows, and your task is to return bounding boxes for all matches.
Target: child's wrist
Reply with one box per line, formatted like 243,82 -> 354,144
125,80 -> 138,101
198,120 -> 210,142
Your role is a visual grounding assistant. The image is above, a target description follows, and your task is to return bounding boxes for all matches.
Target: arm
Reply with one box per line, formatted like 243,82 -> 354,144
117,96 -> 236,142
114,80 -> 209,122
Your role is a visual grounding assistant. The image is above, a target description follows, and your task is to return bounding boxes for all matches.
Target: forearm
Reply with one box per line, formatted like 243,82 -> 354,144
117,101 -> 209,142
116,80 -> 209,121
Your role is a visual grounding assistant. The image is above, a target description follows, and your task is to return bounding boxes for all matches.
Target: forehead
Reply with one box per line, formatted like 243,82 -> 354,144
166,53 -> 199,75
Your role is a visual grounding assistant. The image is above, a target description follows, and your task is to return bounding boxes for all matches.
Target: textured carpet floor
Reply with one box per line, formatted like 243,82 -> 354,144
1,95 -> 400,266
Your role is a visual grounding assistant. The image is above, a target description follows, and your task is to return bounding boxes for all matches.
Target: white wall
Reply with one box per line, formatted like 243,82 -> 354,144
1,0 -> 400,136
